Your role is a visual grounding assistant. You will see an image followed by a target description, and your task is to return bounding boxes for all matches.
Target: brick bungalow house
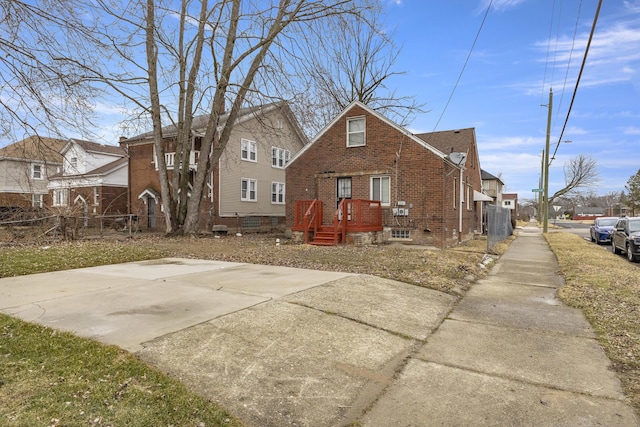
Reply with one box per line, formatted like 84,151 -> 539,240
120,102 -> 307,233
285,101 -> 484,248
0,136 -> 66,212
47,139 -> 128,225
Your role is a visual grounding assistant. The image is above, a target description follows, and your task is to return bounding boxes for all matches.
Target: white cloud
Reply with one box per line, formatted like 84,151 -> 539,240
479,0 -> 527,13
477,135 -> 544,150
534,13 -> 640,90
623,126 -> 640,135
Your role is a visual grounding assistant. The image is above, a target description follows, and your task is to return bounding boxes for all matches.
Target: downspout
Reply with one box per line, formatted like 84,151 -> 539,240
459,166 -> 464,243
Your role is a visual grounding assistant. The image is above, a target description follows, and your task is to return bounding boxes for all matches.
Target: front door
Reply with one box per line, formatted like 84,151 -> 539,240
337,177 -> 352,207
148,197 -> 156,229
336,177 -> 352,221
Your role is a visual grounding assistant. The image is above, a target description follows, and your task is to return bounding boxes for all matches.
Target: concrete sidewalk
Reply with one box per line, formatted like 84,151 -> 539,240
0,225 -> 638,426
360,224 -> 638,426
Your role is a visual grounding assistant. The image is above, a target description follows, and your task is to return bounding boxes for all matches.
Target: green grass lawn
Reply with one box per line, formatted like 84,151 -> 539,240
0,314 -> 244,427
545,232 -> 640,415
0,240 -> 245,427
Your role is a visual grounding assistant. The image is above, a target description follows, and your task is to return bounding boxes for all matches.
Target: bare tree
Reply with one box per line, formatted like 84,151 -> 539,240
549,154 -> 599,204
0,1 -> 99,142
289,8 -> 425,135
70,0 -> 377,235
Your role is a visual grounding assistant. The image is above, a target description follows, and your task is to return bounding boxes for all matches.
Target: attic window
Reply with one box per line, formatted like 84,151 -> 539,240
347,117 -> 365,147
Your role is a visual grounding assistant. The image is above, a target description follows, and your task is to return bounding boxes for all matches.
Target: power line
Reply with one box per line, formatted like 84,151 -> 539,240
430,0 -> 493,133
539,0 -> 558,123
554,0 -> 583,130
549,0 -> 602,166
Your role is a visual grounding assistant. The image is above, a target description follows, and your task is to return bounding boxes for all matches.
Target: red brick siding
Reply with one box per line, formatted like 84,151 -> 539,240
287,105 -> 480,247
126,141 -> 279,233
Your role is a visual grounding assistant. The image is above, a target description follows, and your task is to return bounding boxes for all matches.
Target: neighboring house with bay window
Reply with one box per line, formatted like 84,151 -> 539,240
120,102 -> 307,233
285,101 -> 484,248
0,136 -> 66,213
47,139 -> 128,224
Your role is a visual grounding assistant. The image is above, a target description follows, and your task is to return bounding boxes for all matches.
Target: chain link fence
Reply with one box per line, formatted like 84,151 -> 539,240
486,205 -> 513,252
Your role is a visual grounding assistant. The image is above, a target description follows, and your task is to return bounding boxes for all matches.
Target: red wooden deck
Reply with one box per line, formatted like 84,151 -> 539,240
292,199 -> 383,245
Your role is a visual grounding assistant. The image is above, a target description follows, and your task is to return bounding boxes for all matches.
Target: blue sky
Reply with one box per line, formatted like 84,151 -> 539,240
3,0 -> 637,204
383,0 -> 640,201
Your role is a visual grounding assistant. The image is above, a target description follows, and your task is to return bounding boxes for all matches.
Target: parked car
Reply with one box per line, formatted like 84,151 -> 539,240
610,217 -> 640,262
589,216 -> 618,244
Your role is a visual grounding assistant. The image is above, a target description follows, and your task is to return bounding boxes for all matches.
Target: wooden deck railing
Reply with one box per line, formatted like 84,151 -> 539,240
293,199 -> 382,243
340,199 -> 383,232
292,199 -> 323,243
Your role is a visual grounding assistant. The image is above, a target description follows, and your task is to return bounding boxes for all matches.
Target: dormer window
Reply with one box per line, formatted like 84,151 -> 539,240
347,117 -> 365,147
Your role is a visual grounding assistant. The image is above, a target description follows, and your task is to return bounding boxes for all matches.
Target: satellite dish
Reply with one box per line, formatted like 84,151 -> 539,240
449,152 -> 467,165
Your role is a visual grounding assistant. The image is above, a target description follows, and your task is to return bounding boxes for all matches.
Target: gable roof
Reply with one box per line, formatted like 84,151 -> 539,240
122,102 -> 307,145
63,139 -> 126,157
0,136 -> 66,163
415,128 -> 476,156
49,157 -> 128,180
481,169 -> 504,184
288,101 -> 450,166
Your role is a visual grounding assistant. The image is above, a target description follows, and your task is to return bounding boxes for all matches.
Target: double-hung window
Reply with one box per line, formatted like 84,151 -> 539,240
371,176 -> 390,206
271,182 -> 285,204
241,178 -> 257,201
271,147 -> 290,168
347,117 -> 365,147
53,189 -> 68,206
32,164 -> 42,179
241,139 -> 257,162
32,194 -> 43,208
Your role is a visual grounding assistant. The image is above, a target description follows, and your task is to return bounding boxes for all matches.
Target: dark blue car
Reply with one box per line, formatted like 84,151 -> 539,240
589,217 -> 617,244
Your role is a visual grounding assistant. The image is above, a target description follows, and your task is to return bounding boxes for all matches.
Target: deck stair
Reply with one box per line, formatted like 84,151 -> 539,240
310,226 -> 342,246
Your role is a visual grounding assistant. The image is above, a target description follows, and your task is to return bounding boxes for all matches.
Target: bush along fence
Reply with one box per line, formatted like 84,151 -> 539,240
0,211 -> 142,242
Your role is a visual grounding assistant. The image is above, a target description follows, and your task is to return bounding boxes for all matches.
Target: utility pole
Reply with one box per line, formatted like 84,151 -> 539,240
543,88 -> 552,233
539,149 -> 544,222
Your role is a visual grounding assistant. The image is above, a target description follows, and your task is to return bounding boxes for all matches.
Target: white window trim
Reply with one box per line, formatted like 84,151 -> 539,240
370,176 -> 391,206
346,117 -> 366,147
271,182 -> 285,204
241,139 -> 257,163
31,164 -> 43,180
53,189 -> 68,207
271,147 -> 291,169
241,178 -> 257,202
32,193 -> 43,208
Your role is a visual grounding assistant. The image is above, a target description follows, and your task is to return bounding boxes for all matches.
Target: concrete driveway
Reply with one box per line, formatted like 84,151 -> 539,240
0,257 -> 457,426
0,258 -> 361,352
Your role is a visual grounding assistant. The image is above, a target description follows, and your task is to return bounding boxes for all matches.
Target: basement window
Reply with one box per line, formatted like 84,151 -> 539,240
242,216 -> 260,228
391,229 -> 411,239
